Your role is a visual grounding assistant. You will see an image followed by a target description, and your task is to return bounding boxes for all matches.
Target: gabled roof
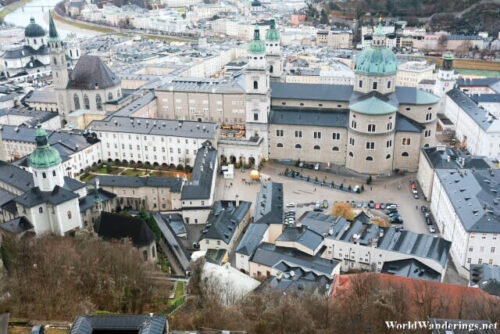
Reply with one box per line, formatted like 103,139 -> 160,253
69,314 -> 167,334
94,212 -> 155,247
67,55 -> 121,90
269,107 -> 348,127
78,188 -> 116,212
253,182 -> 284,224
0,161 -> 34,192
276,225 -> 323,252
14,186 -> 79,208
270,82 -> 353,102
395,113 -> 424,133
381,258 -> 442,282
181,141 -> 217,200
200,200 -> 251,244
395,86 -> 440,105
0,216 -> 33,234
235,222 -> 269,256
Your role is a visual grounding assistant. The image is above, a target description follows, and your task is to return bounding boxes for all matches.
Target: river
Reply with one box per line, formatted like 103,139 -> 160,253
3,0 -> 95,38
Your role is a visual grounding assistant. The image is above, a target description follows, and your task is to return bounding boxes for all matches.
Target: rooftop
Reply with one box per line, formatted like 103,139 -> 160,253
181,141 -> 217,200
67,55 -> 121,90
94,212 -> 155,247
200,200 -> 251,244
69,314 -> 167,334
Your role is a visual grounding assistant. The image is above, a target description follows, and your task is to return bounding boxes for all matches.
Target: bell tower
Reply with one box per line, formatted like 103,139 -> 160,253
265,17 -> 282,80
48,11 -> 69,120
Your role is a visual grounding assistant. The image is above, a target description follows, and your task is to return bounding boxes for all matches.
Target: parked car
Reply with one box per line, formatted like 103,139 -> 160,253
391,217 -> 404,224
388,212 -> 400,218
321,200 -> 329,209
368,200 -> 375,208
362,202 -> 368,208
413,191 -> 419,199
314,163 -> 320,171
386,203 -> 398,210
286,202 -> 296,208
314,201 -> 323,211
421,205 -> 428,213
428,225 -> 436,233
380,203 -> 386,210
356,202 -> 363,208
375,202 -> 381,209
351,201 -> 357,207
426,217 -> 433,225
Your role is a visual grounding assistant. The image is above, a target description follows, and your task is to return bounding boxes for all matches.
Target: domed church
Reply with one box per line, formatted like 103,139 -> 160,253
268,22 -> 440,175
1,17 -> 51,78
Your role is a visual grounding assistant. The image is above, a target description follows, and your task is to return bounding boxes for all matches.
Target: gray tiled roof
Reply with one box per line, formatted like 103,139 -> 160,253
95,212 -> 155,247
381,258 -> 442,282
88,175 -> 183,192
299,211 -> 339,235
447,88 -> 499,132
24,90 -> 56,104
88,116 -> 218,140
14,186 -> 79,208
0,216 -> 33,234
111,90 -> 156,118
200,200 -> 251,244
253,182 -> 284,224
181,141 -> 217,200
78,188 -> 116,212
457,78 -> 500,93
469,264 -> 500,296
269,107 -> 348,127
69,314 -> 167,334
435,169 -> 500,233
0,161 -> 34,192
276,225 -> 323,251
270,82 -> 353,102
157,76 -> 245,94
67,55 -> 121,90
421,146 -> 491,170
251,242 -> 338,277
395,113 -> 424,133
235,222 -> 268,256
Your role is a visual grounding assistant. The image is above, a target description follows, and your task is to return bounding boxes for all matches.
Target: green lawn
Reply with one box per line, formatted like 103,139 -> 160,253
168,281 -> 184,306
91,165 -> 120,175
121,169 -> 147,177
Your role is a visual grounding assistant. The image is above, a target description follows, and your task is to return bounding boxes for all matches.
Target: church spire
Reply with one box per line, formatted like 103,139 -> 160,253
48,11 -> 59,41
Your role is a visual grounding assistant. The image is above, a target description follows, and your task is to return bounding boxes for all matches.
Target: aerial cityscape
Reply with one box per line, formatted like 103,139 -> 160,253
0,0 -> 499,332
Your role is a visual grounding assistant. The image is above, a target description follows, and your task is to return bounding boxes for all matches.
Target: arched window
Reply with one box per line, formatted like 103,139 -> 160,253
42,172 -> 46,178
39,207 -> 43,213
349,152 -> 353,157
96,94 -> 103,111
83,94 -> 90,109
366,156 -> 373,161
67,211 -> 72,219
313,145 -> 320,150
387,122 -> 393,130
70,50 -> 73,57
386,154 -> 391,159
270,65 -> 274,73
53,57 -> 57,65
332,146 -> 339,151
295,144 -> 302,149
402,152 -> 409,157
108,92 -> 113,100
253,81 -> 258,89
143,250 -> 148,261
277,143 -> 283,147
73,94 -> 80,110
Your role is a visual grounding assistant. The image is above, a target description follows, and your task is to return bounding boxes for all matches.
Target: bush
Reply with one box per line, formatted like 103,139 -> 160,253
366,175 -> 372,185
176,164 -> 185,171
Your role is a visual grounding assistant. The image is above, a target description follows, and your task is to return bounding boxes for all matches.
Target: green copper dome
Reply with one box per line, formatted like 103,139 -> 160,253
29,125 -> 61,169
248,26 -> 266,54
265,18 -> 280,41
25,17 -> 45,38
443,51 -> 454,61
354,46 -> 397,75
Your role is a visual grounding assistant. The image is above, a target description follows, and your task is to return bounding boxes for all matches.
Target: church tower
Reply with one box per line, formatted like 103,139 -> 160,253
29,124 -> 65,191
435,51 -> 456,113
265,17 -> 282,80
245,25 -> 270,159
48,11 -> 69,120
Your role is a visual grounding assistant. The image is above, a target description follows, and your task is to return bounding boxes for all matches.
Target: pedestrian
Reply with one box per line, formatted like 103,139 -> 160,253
370,186 -> 372,191
314,187 -> 316,192
416,205 -> 418,210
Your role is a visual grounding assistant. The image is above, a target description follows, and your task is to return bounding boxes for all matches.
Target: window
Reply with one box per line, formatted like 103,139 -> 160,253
386,154 -> 391,159
478,258 -> 482,264
372,82 -> 378,90
67,211 -> 72,219
276,129 -> 284,136
402,138 -> 411,145
332,133 -> 340,140
368,124 -> 376,132
314,145 -> 320,150
387,122 -> 393,130
349,152 -> 353,157
253,81 -> 258,89
402,152 -> 409,157
42,172 -> 46,178
366,142 -> 375,149
295,144 -> 302,149
332,146 -> 339,151
143,250 -> 148,261
152,246 -> 156,258
53,57 -> 57,65
52,170 -> 56,176
366,156 -> 373,161
426,113 -> 432,121
254,113 -> 258,121
73,94 -> 80,110
84,94 -> 90,109
295,130 -> 302,138
39,207 -> 43,213
358,80 -> 363,88
277,143 -> 283,147
386,140 -> 392,148
313,131 -> 321,139
387,81 -> 391,89
425,130 -> 432,137
270,65 -> 274,73
95,94 -> 102,110
467,258 -> 471,264
492,247 -> 496,253
108,92 -> 113,100
349,138 -> 355,145
351,120 -> 357,128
